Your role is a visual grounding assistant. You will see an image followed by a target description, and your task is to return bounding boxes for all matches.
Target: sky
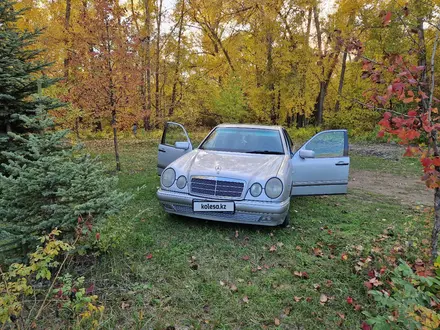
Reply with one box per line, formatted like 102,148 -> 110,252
158,0 -> 337,34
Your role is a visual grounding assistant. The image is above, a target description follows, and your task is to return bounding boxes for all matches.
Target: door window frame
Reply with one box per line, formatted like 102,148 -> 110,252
294,130 -> 349,158
161,122 -> 191,148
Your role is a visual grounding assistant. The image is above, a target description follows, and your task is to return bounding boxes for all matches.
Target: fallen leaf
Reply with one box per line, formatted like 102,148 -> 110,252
337,312 -> 345,319
361,321 -> 372,330
242,255 -> 250,261
235,230 -> 239,238
369,277 -> 383,287
242,296 -> 249,303
274,318 -> 280,326
293,271 -> 309,279
269,245 -> 277,252
86,283 -> 95,295
294,296 -> 302,302
346,296 -> 353,305
354,304 -> 362,311
313,283 -> 321,290
229,284 -> 238,292
371,246 -> 382,253
306,297 -> 312,302
325,280 -> 333,287
146,253 -> 153,260
276,242 -> 284,248
383,11 -> 392,26
341,253 -> 348,261
121,301 -> 130,309
95,232 -> 100,240
313,248 -> 323,257
319,294 -> 328,305
219,281 -> 226,286
284,307 -> 291,315
296,246 -> 302,251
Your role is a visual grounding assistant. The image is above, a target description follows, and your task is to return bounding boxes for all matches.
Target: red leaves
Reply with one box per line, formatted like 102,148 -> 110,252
95,232 -> 100,241
242,255 -> 250,261
86,283 -> 95,295
383,11 -> 392,26
361,321 -> 372,330
341,253 -> 348,261
146,253 -> 153,259
346,296 -> 353,305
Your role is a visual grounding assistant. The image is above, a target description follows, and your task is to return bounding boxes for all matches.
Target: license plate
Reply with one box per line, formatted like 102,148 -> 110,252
193,201 -> 235,212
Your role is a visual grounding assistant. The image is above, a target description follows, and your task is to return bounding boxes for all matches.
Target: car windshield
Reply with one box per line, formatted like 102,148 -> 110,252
200,127 -> 285,155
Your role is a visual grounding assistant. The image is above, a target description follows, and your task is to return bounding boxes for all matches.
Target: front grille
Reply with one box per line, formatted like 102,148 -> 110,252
190,177 -> 244,198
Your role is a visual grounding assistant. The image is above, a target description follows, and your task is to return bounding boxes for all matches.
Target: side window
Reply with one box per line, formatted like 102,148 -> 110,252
304,131 -> 345,158
161,123 -> 188,147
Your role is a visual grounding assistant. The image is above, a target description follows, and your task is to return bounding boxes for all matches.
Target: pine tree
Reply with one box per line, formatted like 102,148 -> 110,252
0,0 -> 62,160
0,108 -> 130,255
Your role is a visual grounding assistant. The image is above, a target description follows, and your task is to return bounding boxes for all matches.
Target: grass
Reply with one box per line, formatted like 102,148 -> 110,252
350,155 -> 422,177
78,139 -> 429,329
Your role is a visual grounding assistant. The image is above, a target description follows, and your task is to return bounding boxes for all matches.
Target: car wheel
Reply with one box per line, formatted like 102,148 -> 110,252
280,213 -> 290,228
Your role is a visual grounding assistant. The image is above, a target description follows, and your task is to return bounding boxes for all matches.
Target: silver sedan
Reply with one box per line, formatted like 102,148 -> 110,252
156,123 -> 350,227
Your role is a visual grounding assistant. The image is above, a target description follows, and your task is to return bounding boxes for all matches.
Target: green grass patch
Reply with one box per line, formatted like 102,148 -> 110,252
77,139 -> 428,329
351,155 -> 421,177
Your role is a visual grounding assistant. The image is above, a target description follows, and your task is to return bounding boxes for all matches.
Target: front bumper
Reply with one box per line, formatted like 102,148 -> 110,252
157,189 -> 290,226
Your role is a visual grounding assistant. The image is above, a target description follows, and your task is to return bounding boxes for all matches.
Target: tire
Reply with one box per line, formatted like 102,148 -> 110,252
280,213 -> 290,228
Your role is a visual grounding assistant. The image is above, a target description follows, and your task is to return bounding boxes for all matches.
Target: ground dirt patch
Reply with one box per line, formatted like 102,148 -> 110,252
349,169 -> 431,206
349,143 -> 431,206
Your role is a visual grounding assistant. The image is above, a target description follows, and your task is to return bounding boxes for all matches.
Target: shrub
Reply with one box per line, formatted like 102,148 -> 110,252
365,260 -> 440,329
0,229 -> 104,328
0,109 -> 130,256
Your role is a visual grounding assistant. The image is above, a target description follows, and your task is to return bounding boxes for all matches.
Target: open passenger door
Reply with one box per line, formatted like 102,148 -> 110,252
291,130 -> 350,196
157,122 -> 192,175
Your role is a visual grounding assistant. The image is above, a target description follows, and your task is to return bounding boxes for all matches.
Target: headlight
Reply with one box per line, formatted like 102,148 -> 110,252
176,175 -> 187,189
162,168 -> 176,187
250,183 -> 262,197
265,178 -> 283,199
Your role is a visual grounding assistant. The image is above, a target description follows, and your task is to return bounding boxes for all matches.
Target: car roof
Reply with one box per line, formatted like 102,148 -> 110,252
216,124 -> 282,131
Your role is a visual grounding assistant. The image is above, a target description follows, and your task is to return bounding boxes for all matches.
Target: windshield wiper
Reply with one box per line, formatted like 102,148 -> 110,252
245,150 -> 284,155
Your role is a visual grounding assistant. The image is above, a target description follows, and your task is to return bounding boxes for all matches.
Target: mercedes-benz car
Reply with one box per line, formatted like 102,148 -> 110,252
156,122 -> 350,227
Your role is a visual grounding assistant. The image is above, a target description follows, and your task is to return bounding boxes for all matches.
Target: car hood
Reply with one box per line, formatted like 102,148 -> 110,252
171,149 -> 286,183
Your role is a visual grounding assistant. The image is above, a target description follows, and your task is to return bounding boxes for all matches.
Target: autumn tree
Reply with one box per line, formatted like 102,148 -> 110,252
360,1 -> 440,261
70,0 -> 142,170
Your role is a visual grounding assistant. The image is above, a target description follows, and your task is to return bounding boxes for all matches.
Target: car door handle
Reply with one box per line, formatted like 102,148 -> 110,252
335,161 -> 349,166
159,148 -> 166,153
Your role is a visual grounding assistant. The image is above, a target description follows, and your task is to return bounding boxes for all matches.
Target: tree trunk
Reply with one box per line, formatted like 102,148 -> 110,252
143,0 -> 152,130
313,6 -> 324,125
112,110 -> 121,172
335,49 -> 348,112
170,0 -> 185,117
130,0 -> 148,122
155,0 -> 163,125
105,18 -> 120,171
417,17 -> 429,112
64,0 -> 71,80
266,30 -> 276,124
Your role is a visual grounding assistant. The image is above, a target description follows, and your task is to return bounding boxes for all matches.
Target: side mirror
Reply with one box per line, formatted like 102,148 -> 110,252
299,149 -> 315,159
175,141 -> 190,150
